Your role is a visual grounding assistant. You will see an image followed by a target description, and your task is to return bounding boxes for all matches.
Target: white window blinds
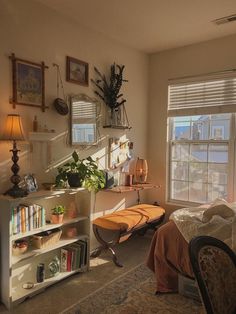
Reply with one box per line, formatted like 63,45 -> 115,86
168,74 -> 236,117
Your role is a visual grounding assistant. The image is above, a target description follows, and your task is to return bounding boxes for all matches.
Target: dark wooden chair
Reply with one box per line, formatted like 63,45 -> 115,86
189,236 -> 236,314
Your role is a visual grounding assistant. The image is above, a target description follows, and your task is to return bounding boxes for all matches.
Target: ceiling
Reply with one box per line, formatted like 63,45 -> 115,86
36,0 -> 236,53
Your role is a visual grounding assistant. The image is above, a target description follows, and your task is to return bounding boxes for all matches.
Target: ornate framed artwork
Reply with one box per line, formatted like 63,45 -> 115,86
10,53 -> 48,111
66,56 -> 89,86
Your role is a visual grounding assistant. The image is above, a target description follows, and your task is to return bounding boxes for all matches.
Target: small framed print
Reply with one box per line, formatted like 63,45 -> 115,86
24,174 -> 38,193
10,53 -> 47,111
109,137 -> 130,169
66,56 -> 89,86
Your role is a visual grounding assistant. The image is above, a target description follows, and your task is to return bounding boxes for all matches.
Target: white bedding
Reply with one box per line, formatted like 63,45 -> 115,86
170,199 -> 236,252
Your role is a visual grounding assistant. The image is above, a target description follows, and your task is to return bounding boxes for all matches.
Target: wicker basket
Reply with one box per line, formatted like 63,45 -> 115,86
32,228 -> 62,249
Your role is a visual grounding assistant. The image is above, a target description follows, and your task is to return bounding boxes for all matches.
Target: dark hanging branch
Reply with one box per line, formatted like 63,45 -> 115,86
91,63 -> 128,110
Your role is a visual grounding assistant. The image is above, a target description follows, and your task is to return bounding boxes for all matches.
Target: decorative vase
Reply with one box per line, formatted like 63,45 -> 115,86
51,214 -> 64,224
67,173 -> 82,188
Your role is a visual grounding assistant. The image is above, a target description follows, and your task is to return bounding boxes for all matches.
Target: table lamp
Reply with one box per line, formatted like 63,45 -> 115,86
2,114 -> 28,197
135,157 -> 148,184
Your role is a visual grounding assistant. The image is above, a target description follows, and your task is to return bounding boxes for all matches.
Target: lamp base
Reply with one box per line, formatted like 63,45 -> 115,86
4,185 -> 28,198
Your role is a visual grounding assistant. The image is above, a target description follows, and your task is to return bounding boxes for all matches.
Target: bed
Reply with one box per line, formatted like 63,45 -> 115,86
147,199 -> 236,293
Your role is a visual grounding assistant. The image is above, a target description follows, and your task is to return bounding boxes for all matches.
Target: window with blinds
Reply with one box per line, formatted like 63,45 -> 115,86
167,73 -> 236,205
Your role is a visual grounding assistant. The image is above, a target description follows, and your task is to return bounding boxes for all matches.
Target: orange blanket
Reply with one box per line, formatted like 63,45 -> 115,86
146,221 -> 194,292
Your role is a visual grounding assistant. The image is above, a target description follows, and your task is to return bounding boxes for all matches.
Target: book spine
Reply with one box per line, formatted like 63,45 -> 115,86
38,206 -> 42,228
61,249 -> 68,272
29,205 -> 34,231
41,207 -> 46,226
13,207 -> 18,235
35,205 -> 39,229
16,206 -> 21,234
20,206 -> 26,233
33,205 -> 37,229
67,250 -> 72,272
25,206 -> 29,232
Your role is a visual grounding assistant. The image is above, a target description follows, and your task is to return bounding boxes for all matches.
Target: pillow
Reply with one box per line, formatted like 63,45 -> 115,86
202,198 -> 235,223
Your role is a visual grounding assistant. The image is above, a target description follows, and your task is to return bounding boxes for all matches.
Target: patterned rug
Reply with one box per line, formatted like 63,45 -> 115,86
62,264 -> 203,314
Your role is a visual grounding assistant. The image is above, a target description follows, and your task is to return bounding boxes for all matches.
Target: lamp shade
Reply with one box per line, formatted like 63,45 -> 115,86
135,158 -> 148,183
2,114 -> 25,141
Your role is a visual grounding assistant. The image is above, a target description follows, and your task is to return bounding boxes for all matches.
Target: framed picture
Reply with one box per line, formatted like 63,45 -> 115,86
24,174 -> 38,193
10,53 -> 47,111
66,56 -> 89,86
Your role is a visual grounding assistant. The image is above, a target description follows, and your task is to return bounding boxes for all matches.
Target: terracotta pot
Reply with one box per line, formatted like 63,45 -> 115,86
51,214 -> 64,224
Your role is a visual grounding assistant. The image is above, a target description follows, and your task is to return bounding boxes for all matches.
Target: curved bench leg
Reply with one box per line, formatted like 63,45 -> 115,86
108,247 -> 123,267
92,225 -> 123,267
90,247 -> 103,258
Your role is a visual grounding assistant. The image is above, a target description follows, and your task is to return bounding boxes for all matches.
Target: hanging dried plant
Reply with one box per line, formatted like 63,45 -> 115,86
91,63 -> 128,110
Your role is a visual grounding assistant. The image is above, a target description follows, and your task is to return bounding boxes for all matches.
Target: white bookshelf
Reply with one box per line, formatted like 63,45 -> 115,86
0,188 -> 92,310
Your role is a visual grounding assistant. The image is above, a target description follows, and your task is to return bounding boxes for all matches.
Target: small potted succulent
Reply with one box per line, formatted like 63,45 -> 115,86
51,205 -> 66,224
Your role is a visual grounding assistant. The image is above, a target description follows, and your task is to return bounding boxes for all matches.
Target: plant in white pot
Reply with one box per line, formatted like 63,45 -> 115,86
51,205 -> 66,224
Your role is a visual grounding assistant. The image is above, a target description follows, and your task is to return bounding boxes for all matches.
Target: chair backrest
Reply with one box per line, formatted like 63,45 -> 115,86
189,236 -> 236,314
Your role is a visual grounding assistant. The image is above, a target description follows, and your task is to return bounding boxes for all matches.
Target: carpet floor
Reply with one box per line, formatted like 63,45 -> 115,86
62,263 -> 203,314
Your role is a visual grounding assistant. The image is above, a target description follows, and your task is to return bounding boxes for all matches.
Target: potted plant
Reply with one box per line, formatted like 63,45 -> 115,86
55,151 -> 105,192
91,63 -> 130,127
51,205 -> 66,224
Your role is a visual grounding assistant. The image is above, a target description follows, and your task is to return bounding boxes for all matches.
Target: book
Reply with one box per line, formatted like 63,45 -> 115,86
41,207 -> 46,226
67,249 -> 72,271
78,240 -> 87,268
12,207 -> 18,235
25,205 -> 29,232
28,205 -> 34,231
61,248 -> 68,272
69,244 -> 81,270
19,205 -> 26,233
16,206 -> 21,234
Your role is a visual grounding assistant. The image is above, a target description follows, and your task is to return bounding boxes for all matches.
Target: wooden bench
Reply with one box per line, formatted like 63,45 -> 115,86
91,203 -> 165,267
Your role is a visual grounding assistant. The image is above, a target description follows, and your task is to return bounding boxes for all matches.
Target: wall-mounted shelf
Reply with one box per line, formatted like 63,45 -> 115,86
104,183 -> 160,193
103,125 -> 131,129
29,132 -> 58,142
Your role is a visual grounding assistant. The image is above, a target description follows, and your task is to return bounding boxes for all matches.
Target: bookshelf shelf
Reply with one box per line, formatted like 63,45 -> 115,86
11,215 -> 88,241
12,266 -> 87,303
0,188 -> 92,310
12,234 -> 88,265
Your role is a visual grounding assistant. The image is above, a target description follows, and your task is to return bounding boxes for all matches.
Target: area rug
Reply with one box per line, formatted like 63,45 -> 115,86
61,263 -> 203,314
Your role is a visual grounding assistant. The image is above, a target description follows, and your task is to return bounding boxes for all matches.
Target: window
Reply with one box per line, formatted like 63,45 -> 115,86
168,73 -> 236,205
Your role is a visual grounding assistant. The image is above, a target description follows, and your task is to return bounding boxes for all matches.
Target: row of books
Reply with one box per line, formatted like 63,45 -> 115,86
11,204 -> 46,235
60,240 -> 87,272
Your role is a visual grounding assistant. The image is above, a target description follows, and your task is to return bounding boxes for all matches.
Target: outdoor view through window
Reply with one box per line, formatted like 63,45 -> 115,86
169,113 -> 231,204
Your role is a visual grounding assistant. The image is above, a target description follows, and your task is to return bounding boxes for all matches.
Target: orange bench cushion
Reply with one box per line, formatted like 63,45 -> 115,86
93,204 -> 165,232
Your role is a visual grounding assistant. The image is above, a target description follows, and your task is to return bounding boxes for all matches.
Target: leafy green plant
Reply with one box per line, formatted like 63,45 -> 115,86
55,151 -> 105,193
51,205 -> 66,215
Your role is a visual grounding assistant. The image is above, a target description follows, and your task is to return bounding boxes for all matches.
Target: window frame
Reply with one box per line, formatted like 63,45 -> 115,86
167,114 -> 235,206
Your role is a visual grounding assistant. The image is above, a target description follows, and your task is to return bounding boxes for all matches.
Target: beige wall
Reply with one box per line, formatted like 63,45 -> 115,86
0,0 -> 149,248
148,33 -> 236,216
